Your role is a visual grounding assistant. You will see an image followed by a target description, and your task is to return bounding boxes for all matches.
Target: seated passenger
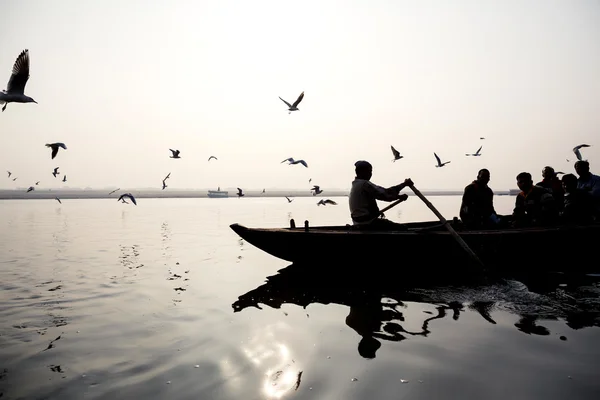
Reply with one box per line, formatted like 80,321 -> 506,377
512,172 -> 559,227
459,168 -> 500,229
574,160 -> 600,216
349,160 -> 412,230
536,166 -> 564,210
560,173 -> 595,224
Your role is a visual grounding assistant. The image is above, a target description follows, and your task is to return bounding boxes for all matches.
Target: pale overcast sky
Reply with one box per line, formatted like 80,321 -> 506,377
1,0 -> 599,191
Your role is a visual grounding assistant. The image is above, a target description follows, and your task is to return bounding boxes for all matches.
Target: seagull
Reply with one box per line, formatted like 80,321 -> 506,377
466,146 -> 483,156
279,91 -> 304,114
285,196 -> 294,203
169,149 -> 181,159
108,188 -> 120,195
118,193 -> 137,205
35,181 -> 39,185
52,167 -> 60,177
281,158 -> 308,168
12,177 -> 17,181
55,197 -> 61,204
237,188 -> 244,198
208,156 -> 218,161
162,172 -> 170,190
391,145 -> 403,161
62,175 -> 67,182
317,199 -> 337,206
309,178 -> 312,183
7,171 -> 11,178
434,152 -> 451,168
262,188 -> 265,193
0,49 -> 37,112
311,185 -> 323,196
573,144 -> 591,161
26,186 -> 34,193
480,137 -> 485,140
45,143 -> 67,159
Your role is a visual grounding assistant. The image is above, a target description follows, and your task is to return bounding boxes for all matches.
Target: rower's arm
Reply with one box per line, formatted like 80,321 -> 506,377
366,182 -> 400,202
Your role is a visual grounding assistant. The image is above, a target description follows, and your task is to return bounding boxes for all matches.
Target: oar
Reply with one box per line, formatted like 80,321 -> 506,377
409,184 -> 487,272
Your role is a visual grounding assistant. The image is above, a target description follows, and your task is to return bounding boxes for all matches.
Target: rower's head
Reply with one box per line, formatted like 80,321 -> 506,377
355,160 -> 373,180
358,336 -> 381,359
574,160 -> 590,177
542,166 -> 555,180
516,172 -> 533,192
476,168 -> 490,185
561,173 -> 578,193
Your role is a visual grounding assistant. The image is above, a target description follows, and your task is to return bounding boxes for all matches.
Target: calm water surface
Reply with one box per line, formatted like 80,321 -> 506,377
0,196 -> 599,399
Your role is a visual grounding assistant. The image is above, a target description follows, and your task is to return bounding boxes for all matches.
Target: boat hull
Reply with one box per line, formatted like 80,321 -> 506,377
230,221 -> 600,274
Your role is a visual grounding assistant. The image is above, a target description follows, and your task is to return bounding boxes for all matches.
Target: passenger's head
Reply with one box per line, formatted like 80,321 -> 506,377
355,160 -> 373,180
574,160 -> 590,177
542,166 -> 555,180
561,173 -> 578,193
516,172 -> 533,192
476,168 -> 490,185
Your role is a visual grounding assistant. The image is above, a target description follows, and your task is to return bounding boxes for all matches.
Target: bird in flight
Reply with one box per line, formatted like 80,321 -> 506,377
281,157 -> 308,168
573,144 -> 591,161
208,156 -> 218,161
62,175 -> 67,182
237,188 -> 244,198
169,149 -> 181,159
162,172 -> 170,190
285,196 -> 294,203
118,193 -> 137,205
466,146 -> 483,156
35,181 -> 39,185
480,137 -> 485,140
0,49 -> 37,112
26,186 -> 34,193
278,91 -> 304,114
108,188 -> 120,195
52,167 -> 60,177
46,143 -> 67,159
311,185 -> 323,196
317,199 -> 337,206
391,145 -> 403,162
55,197 -> 62,204
7,171 -> 11,178
434,152 -> 451,168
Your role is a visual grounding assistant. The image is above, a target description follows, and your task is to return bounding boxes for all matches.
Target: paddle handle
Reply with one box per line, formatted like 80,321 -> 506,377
409,184 -> 486,271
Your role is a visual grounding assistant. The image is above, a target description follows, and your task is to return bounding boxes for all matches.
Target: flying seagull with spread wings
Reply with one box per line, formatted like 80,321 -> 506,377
310,185 -> 323,195
162,172 -> 170,190
169,149 -> 181,159
573,144 -> 591,161
52,167 -> 60,177
285,196 -> 294,203
317,199 -> 337,206
237,188 -> 244,198
118,193 -> 137,205
466,146 -> 483,156
45,143 -> 67,159
434,152 -> 451,168
391,145 -> 403,161
281,157 -> 308,168
208,156 -> 218,161
278,91 -> 304,114
0,49 -> 37,112
62,175 -> 67,182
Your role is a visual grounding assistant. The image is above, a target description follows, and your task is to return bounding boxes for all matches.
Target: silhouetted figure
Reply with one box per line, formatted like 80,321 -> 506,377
536,166 -> 564,210
349,160 -> 412,230
574,160 -> 600,216
459,169 -> 500,229
512,172 -> 558,227
560,173 -> 595,224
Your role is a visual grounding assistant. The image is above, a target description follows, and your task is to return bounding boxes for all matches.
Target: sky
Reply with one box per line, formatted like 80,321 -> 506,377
1,0 -> 599,191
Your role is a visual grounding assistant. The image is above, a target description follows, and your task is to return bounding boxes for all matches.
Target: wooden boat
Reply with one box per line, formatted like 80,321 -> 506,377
230,220 -> 600,274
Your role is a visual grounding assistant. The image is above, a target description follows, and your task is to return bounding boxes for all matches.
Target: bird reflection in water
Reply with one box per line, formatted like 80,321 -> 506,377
239,322 -> 303,398
233,263 -> 600,359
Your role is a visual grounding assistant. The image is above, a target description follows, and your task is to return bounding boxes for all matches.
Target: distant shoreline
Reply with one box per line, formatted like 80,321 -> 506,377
0,189 -> 516,200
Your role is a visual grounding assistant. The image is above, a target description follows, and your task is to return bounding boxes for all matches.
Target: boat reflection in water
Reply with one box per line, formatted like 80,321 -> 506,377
233,262 -> 600,359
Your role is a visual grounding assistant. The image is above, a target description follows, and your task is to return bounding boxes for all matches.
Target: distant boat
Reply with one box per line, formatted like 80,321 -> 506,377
207,188 -> 228,198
